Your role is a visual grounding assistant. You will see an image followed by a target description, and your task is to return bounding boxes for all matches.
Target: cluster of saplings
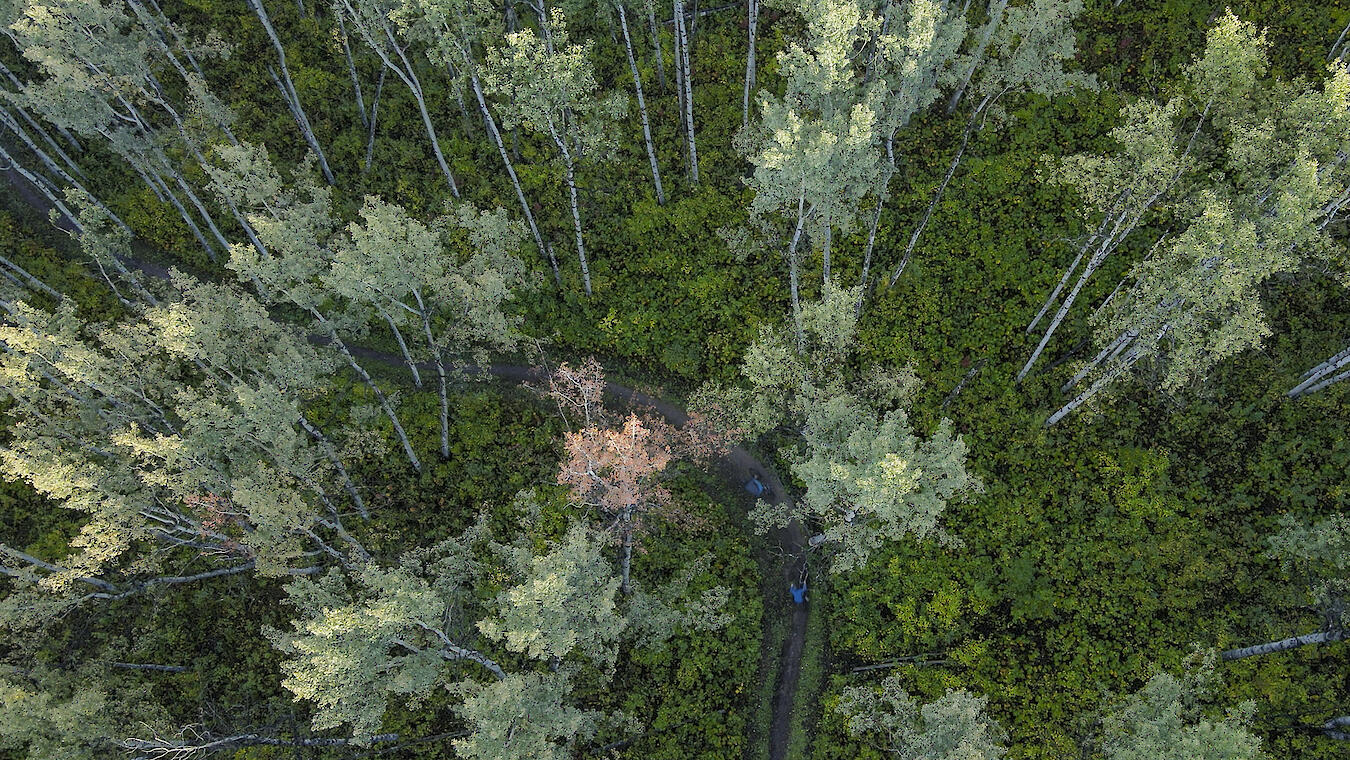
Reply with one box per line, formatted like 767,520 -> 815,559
0,0 -> 1346,755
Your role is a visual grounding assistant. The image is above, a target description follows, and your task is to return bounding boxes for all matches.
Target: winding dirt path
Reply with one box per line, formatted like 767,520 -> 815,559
3,170 -> 813,760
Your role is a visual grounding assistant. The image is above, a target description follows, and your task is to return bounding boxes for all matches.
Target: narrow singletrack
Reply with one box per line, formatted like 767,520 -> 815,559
2,169 -> 813,760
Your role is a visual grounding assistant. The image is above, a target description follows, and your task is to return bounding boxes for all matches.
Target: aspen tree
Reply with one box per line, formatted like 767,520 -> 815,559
616,0 -> 665,204
146,276 -> 369,520
1023,11 -> 1265,383
1047,22 -> 1350,422
0,0 -> 271,262
673,0 -> 697,182
1222,514 -> 1349,660
484,8 -> 626,296
1096,651 -> 1261,760
739,0 -> 885,340
269,517 -> 626,754
742,0 -> 757,130
339,0 -> 461,196
889,0 -> 1096,286
0,292 -> 356,611
698,285 -> 980,573
247,0 -> 337,185
0,666 -> 171,760
326,196 -> 528,458
207,142 -> 422,471
855,0 -> 966,306
391,0 -> 560,284
836,674 -> 1007,759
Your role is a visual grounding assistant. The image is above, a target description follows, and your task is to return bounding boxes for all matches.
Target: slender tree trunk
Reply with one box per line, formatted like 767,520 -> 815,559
363,68 -> 385,173
888,95 -> 987,288
1017,209 -> 1132,382
618,3 -> 665,205
412,289 -> 450,459
0,61 -> 83,153
166,167 -> 231,259
0,254 -> 60,300
396,53 -> 459,198
786,192 -> 810,351
335,9 -> 369,127
0,144 -> 82,231
312,308 -> 422,472
128,160 -> 166,203
856,191 -> 885,315
91,562 -> 260,601
298,412 -> 367,518
742,0 -> 757,130
1289,343 -> 1350,397
141,163 -> 216,259
946,0 -> 1007,114
144,0 -> 207,79
548,120 -> 592,295
251,0 -> 336,185
1325,716 -> 1350,741
377,307 -> 421,386
645,0 -> 667,89
1045,354 -> 1132,426
675,0 -> 698,184
340,1 -> 460,197
1330,18 -> 1350,61
0,100 -> 85,181
672,0 -> 686,134
104,662 -> 189,673
121,733 -> 402,755
1061,329 -> 1134,392
1221,629 -> 1346,660
464,64 -> 559,287
0,108 -> 130,233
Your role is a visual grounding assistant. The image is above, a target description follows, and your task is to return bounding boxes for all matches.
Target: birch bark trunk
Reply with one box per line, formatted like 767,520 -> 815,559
250,0 -> 336,185
618,3 -> 665,205
1221,629 -> 1346,660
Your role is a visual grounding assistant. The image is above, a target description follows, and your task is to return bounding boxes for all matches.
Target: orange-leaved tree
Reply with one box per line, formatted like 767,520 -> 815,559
545,358 -> 717,594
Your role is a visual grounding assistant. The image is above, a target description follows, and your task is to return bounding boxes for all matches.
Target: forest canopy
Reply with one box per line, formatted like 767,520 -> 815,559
0,0 -> 1347,758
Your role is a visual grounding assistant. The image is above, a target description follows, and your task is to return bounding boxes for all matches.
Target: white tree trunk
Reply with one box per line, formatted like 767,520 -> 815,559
619,3 -> 665,205
311,308 -> 422,472
412,288 -> 450,459
363,68 -> 385,173
377,306 -> 421,386
340,0 -> 460,197
335,9 -> 369,127
298,412 -> 367,518
888,96 -> 987,288
742,0 -> 757,130
464,63 -> 559,286
945,0 -> 1007,114
251,0 -> 336,185
675,0 -> 698,184
646,0 -> 667,89
856,192 -> 885,315
1289,343 -> 1350,397
548,119 -> 592,295
1221,629 -> 1346,660
787,192 -> 811,351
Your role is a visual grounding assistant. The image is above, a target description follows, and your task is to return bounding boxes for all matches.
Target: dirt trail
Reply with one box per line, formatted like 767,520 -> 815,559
3,171 -> 813,760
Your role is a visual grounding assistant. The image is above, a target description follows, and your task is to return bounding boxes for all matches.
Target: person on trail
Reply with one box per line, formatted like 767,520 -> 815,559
746,474 -> 766,497
789,579 -> 807,605
745,471 -> 773,500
